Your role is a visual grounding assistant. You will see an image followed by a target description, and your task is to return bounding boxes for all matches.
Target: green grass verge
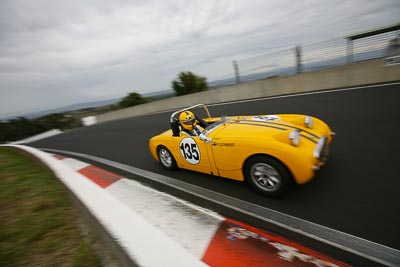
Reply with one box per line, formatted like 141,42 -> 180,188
0,147 -> 103,267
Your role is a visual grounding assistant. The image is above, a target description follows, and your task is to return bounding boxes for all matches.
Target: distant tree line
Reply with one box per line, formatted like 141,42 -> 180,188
0,72 -> 208,143
0,114 -> 81,143
117,72 -> 209,105
117,92 -> 151,108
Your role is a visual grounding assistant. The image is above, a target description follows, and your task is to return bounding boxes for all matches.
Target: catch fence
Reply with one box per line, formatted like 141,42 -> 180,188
209,23 -> 400,87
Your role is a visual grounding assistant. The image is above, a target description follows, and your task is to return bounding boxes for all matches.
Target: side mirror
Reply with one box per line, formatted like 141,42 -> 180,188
199,133 -> 212,143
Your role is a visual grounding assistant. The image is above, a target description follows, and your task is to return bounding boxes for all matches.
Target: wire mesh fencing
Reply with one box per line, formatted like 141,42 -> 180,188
209,25 -> 399,87
352,31 -> 398,61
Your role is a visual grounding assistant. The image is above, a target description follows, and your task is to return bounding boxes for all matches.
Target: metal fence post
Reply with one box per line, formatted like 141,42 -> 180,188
347,39 -> 354,63
232,60 -> 241,84
293,45 -> 302,73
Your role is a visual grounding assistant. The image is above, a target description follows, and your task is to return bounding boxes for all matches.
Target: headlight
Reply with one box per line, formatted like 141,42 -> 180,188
289,130 -> 300,146
304,116 -> 314,128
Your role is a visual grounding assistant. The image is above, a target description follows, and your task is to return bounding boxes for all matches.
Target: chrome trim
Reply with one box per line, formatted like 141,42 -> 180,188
314,136 -> 327,159
170,104 -> 211,123
304,116 -> 314,128
289,130 -> 300,146
250,163 -> 281,192
203,116 -> 231,136
199,133 -> 212,143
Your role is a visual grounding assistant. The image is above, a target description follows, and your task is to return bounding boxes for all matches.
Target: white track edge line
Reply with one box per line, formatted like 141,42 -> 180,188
2,145 -> 208,267
40,148 -> 400,267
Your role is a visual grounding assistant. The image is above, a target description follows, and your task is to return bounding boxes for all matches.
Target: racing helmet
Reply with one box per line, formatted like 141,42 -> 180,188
179,111 -> 197,131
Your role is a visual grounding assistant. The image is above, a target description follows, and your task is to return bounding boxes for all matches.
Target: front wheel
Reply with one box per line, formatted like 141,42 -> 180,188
157,146 -> 177,170
244,156 -> 292,197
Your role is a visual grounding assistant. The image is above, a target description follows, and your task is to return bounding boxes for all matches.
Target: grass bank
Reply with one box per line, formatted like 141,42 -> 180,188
0,147 -> 103,267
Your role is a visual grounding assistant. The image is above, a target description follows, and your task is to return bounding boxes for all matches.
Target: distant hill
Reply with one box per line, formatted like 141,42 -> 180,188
1,89 -> 177,122
1,98 -> 121,121
2,48 -> 383,122
143,89 -> 175,99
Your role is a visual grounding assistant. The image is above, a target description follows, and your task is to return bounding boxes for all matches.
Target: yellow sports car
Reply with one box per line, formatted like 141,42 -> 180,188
149,104 -> 334,197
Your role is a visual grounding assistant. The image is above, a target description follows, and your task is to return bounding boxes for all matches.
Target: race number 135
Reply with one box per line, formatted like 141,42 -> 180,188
179,138 -> 200,164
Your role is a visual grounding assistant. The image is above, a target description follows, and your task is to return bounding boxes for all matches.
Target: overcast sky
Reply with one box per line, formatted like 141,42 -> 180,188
0,0 -> 399,119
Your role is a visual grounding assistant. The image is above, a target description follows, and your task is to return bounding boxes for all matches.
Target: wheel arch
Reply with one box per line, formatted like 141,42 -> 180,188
156,144 -> 164,161
242,153 -> 295,183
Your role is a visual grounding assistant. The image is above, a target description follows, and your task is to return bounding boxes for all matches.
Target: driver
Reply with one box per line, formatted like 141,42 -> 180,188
179,111 -> 204,136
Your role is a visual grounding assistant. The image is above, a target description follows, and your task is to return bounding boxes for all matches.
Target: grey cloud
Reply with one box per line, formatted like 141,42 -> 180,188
1,0 -> 399,118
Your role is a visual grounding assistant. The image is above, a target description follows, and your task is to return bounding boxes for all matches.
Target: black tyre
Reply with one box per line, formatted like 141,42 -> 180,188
157,146 -> 177,170
244,156 -> 292,197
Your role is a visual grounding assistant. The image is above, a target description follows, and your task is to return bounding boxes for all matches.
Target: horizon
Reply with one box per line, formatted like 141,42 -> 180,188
1,42 -> 393,121
1,1 -> 399,118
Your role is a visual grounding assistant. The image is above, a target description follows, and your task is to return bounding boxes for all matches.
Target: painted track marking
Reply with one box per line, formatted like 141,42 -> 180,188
41,148 -> 400,267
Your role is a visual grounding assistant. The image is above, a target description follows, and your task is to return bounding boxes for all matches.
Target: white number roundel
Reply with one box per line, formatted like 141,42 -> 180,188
179,138 -> 200,164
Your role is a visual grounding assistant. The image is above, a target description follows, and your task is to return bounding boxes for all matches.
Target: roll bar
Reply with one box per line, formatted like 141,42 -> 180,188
169,104 -> 211,123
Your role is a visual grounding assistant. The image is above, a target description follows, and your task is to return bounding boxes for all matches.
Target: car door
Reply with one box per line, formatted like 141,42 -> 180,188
175,135 -> 217,176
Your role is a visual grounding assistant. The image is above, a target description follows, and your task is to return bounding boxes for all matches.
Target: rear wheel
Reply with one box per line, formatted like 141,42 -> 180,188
157,146 -> 177,170
244,156 -> 292,197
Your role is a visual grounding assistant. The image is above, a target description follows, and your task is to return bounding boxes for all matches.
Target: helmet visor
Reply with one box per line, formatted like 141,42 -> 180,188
182,117 -> 195,126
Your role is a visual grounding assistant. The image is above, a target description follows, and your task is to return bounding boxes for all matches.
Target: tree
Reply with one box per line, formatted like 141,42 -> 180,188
0,117 -> 44,142
0,114 -> 81,143
172,72 -> 208,96
36,113 -> 80,130
118,92 -> 148,108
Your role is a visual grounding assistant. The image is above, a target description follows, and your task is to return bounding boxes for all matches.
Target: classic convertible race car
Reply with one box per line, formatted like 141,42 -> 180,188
149,104 -> 334,197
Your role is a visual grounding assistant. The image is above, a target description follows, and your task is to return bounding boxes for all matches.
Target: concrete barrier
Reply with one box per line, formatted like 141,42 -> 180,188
82,116 -> 98,126
10,129 -> 62,144
96,58 -> 400,123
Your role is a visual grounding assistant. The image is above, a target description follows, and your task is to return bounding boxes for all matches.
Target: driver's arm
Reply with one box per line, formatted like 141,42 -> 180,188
196,116 -> 208,128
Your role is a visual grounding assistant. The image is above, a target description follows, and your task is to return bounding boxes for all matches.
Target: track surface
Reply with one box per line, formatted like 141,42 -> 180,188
31,83 -> 400,250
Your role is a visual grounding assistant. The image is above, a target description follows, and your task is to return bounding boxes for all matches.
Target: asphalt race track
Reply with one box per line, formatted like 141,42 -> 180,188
31,83 -> 400,251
